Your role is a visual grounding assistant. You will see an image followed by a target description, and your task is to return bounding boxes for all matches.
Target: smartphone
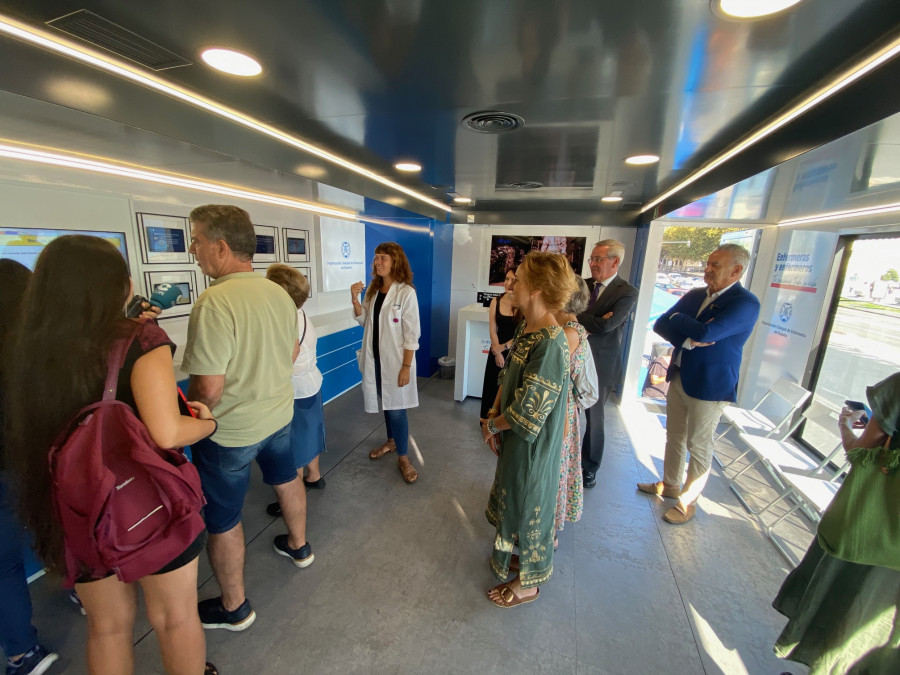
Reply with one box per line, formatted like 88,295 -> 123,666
178,387 -> 197,418
844,399 -> 869,425
125,295 -> 148,319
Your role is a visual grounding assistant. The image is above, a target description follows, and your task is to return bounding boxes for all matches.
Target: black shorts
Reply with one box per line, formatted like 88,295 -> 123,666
76,529 -> 207,584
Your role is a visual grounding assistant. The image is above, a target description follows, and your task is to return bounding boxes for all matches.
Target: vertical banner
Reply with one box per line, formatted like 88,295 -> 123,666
753,229 -> 837,397
319,218 -> 366,292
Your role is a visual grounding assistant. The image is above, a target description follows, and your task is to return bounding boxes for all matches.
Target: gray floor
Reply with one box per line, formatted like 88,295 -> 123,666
22,377 -> 815,674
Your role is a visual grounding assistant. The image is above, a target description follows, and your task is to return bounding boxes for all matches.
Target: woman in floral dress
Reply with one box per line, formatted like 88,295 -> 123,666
554,277 -> 593,535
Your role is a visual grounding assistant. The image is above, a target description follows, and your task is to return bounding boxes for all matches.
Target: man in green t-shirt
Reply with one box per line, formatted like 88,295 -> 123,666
183,205 -> 313,632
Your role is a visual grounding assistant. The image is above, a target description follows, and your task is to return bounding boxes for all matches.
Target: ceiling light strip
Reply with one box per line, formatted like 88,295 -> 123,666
0,16 -> 451,214
358,216 -> 432,233
642,35 -> 900,214
778,201 -> 900,226
0,142 -> 359,220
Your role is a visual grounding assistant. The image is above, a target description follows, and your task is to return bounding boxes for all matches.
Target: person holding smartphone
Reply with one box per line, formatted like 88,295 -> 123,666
773,373 -> 900,674
5,238 -> 218,675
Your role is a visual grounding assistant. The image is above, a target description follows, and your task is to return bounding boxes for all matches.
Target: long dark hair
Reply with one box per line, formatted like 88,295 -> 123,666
364,242 -> 414,303
0,259 -> 33,472
5,235 -> 134,571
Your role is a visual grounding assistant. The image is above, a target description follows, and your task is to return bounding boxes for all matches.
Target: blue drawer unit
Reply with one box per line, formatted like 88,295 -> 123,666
317,325 -> 363,403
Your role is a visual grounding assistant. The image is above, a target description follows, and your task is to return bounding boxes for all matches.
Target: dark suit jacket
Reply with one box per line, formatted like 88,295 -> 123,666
575,275 -> 638,386
653,283 -> 760,402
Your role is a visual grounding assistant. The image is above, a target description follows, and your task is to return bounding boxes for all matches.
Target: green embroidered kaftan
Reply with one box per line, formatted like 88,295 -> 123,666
485,323 -> 569,588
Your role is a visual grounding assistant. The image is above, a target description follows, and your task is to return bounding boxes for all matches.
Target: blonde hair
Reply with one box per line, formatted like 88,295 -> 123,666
266,264 -> 309,309
519,252 -> 578,312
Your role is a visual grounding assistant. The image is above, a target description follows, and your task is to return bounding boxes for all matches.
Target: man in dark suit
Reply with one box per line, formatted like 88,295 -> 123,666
576,239 -> 638,488
638,244 -> 760,524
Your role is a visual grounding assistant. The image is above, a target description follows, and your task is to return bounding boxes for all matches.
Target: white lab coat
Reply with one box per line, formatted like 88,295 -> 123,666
354,282 -> 420,412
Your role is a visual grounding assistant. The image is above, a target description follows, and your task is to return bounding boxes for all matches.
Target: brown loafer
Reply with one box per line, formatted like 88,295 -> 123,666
637,481 -> 681,499
369,440 -> 396,460
663,502 -> 696,524
398,455 -> 418,483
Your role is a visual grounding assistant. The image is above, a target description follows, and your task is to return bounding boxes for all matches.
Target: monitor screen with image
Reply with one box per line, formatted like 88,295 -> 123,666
256,234 -> 276,255
153,281 -> 192,305
0,227 -> 128,270
287,237 -> 306,255
487,235 -> 586,286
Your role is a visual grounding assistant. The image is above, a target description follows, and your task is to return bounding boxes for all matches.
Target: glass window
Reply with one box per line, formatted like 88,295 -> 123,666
801,235 -> 900,451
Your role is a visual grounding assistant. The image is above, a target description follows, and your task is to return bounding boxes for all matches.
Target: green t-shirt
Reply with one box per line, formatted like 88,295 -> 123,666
182,272 -> 297,446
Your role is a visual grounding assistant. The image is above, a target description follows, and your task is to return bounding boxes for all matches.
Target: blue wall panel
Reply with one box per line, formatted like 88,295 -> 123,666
363,203 -> 439,375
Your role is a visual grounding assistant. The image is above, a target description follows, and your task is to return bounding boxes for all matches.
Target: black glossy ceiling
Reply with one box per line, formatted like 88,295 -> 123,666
0,0 -> 898,224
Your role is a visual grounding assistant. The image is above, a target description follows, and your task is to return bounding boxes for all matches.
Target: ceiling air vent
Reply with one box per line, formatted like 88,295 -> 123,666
462,111 -> 525,134
503,181 -> 543,190
620,201 -> 643,209
47,10 -> 191,71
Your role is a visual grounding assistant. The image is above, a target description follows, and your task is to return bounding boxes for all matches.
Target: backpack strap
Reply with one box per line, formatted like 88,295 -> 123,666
103,329 -> 140,401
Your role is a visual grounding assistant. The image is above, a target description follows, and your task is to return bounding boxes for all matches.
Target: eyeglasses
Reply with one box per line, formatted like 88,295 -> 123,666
588,256 -> 614,264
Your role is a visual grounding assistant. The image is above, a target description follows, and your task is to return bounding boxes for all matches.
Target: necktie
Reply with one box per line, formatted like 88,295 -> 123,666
590,282 -> 602,305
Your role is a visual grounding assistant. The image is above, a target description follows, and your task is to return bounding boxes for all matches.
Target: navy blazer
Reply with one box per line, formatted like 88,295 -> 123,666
575,275 -> 638,386
653,283 -> 760,402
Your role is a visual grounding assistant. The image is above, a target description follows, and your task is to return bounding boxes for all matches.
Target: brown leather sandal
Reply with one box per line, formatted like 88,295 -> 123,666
398,455 -> 418,483
487,582 -> 539,609
369,440 -> 396,459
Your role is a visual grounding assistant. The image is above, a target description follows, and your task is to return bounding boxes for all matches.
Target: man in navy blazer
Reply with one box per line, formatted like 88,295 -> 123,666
575,239 -> 638,488
638,244 -> 760,524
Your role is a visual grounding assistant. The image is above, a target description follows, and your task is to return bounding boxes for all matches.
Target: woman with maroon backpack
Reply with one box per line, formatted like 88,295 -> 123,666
4,236 -> 218,675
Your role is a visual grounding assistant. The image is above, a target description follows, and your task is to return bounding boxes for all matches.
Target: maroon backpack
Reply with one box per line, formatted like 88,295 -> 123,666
49,333 -> 206,586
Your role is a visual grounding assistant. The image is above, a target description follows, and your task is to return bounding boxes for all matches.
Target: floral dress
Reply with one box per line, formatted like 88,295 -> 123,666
485,322 -> 569,589
555,321 -> 589,532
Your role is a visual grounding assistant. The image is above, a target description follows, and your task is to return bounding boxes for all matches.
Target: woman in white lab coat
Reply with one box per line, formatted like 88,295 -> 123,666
351,242 -> 421,483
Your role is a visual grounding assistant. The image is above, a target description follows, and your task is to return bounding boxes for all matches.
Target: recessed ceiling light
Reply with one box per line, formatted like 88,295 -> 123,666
601,196 -> 623,203
714,0 -> 803,20
200,48 -> 262,76
0,16 -> 451,214
394,161 -> 422,172
625,154 -> 660,166
453,196 -> 471,204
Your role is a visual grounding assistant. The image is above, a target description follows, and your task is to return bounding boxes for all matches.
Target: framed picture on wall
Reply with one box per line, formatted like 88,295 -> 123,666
283,228 -> 310,263
143,270 -> 199,319
137,213 -> 190,264
487,235 -> 586,286
298,266 -> 313,298
253,224 -> 278,263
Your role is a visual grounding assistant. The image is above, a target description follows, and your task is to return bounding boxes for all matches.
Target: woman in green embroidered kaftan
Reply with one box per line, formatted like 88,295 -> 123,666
481,252 -> 576,608
773,372 -> 900,674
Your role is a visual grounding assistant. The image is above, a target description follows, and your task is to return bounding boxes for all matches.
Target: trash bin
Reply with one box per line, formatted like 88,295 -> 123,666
438,356 -> 456,380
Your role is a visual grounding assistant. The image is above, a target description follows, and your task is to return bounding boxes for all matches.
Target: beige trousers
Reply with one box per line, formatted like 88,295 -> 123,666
662,371 -> 727,506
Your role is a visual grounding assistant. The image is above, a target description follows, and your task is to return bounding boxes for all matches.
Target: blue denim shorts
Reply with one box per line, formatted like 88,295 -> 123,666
192,423 -> 296,534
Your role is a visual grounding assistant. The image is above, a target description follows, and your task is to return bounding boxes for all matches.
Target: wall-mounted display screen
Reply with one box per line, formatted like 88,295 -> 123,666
256,236 -> 276,254
138,213 -> 190,264
254,224 -> 278,263
0,227 -> 128,270
488,235 -> 586,286
143,270 -> 198,319
154,281 -> 192,304
283,227 -> 310,262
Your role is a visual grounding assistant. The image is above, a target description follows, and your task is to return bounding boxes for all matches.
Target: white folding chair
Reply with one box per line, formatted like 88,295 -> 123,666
726,400 -> 845,514
715,377 -> 811,468
763,472 -> 842,566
